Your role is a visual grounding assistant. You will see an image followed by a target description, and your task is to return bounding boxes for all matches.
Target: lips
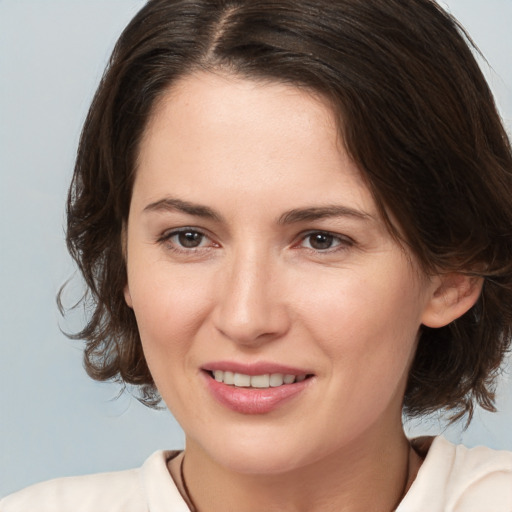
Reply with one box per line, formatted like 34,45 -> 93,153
212,369 -> 307,388
201,362 -> 314,414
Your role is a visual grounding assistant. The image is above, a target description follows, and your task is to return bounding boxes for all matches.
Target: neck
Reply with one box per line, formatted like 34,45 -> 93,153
170,426 -> 420,512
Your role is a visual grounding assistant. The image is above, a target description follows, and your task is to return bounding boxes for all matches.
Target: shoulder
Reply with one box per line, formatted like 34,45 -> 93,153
0,450 -> 187,512
444,439 -> 512,511
0,468 -> 144,512
399,437 -> 512,512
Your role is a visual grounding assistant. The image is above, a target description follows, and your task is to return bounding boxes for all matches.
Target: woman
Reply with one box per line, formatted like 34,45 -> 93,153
2,0 -> 512,510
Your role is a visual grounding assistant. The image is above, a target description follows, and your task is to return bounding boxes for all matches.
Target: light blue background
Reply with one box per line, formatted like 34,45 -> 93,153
1,0 -> 511,497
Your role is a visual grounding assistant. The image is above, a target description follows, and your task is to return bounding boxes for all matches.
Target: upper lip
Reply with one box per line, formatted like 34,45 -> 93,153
201,361 -> 313,376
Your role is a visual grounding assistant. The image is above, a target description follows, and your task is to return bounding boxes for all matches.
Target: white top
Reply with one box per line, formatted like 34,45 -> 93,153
1,437 -> 511,511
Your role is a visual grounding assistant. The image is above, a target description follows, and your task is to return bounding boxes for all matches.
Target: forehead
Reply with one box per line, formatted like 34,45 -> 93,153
142,71 -> 342,163
135,71 -> 374,215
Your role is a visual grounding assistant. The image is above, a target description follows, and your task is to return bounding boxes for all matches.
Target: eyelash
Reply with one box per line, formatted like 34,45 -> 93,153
157,228 -> 216,253
157,228 -> 354,255
295,230 -> 354,253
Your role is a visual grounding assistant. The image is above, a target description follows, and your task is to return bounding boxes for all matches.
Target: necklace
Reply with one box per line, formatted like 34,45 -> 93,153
180,455 -> 198,512
396,444 -> 413,508
179,445 -> 414,512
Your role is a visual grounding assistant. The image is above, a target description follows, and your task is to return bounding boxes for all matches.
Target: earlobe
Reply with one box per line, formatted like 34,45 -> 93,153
124,284 -> 133,308
121,223 -> 133,308
421,273 -> 483,328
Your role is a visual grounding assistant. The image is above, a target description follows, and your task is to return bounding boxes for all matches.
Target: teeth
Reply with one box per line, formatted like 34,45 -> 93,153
269,373 -> 284,387
251,374 -> 270,388
211,370 -> 308,388
283,374 -> 295,384
233,373 -> 251,387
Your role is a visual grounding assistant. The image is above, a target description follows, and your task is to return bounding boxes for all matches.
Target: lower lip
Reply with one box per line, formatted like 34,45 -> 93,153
203,372 -> 312,415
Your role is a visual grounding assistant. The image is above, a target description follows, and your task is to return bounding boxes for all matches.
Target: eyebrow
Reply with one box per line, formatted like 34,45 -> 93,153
278,205 -> 373,224
143,197 -> 372,224
143,197 -> 223,222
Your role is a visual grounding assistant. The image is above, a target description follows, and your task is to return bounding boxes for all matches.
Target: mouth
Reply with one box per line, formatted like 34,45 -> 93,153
206,369 -> 312,388
201,364 -> 315,414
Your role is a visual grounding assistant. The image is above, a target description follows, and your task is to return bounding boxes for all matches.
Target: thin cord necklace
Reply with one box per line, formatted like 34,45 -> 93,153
395,445 -> 413,509
179,446 -> 413,512
180,455 -> 199,512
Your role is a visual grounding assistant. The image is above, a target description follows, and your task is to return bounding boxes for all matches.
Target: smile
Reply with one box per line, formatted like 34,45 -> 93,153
211,370 -> 308,388
202,365 -> 314,414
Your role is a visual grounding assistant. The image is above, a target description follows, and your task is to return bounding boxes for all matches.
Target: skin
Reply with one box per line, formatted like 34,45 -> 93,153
124,72 -> 481,512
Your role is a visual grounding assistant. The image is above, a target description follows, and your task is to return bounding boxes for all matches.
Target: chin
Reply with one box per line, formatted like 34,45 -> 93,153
218,449 -> 307,475
193,430 -> 324,475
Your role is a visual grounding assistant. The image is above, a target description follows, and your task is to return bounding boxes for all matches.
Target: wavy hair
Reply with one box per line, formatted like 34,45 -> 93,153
63,0 -> 512,420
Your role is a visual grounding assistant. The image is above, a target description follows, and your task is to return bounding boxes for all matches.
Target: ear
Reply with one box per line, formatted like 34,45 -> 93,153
124,284 -> 133,308
421,273 -> 483,328
121,222 -> 133,309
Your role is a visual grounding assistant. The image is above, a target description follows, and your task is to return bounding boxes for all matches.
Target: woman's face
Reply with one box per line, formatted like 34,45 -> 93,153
125,72 -> 438,474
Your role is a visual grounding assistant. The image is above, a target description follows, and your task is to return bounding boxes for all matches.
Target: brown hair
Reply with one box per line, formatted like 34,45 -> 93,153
64,0 -> 512,420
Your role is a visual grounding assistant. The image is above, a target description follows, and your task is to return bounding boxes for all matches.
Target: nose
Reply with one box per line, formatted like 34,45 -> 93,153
212,247 -> 290,347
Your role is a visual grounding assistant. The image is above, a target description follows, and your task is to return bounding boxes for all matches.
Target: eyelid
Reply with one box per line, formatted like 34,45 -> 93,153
295,230 -> 355,251
157,226 -> 219,249
156,226 -> 354,254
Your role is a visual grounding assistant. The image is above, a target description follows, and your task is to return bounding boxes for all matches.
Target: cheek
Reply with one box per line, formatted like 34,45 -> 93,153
296,262 -> 425,378
127,262 -> 214,359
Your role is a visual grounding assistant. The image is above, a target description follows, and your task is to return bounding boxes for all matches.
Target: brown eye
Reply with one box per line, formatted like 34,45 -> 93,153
177,231 -> 204,248
307,232 -> 336,250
